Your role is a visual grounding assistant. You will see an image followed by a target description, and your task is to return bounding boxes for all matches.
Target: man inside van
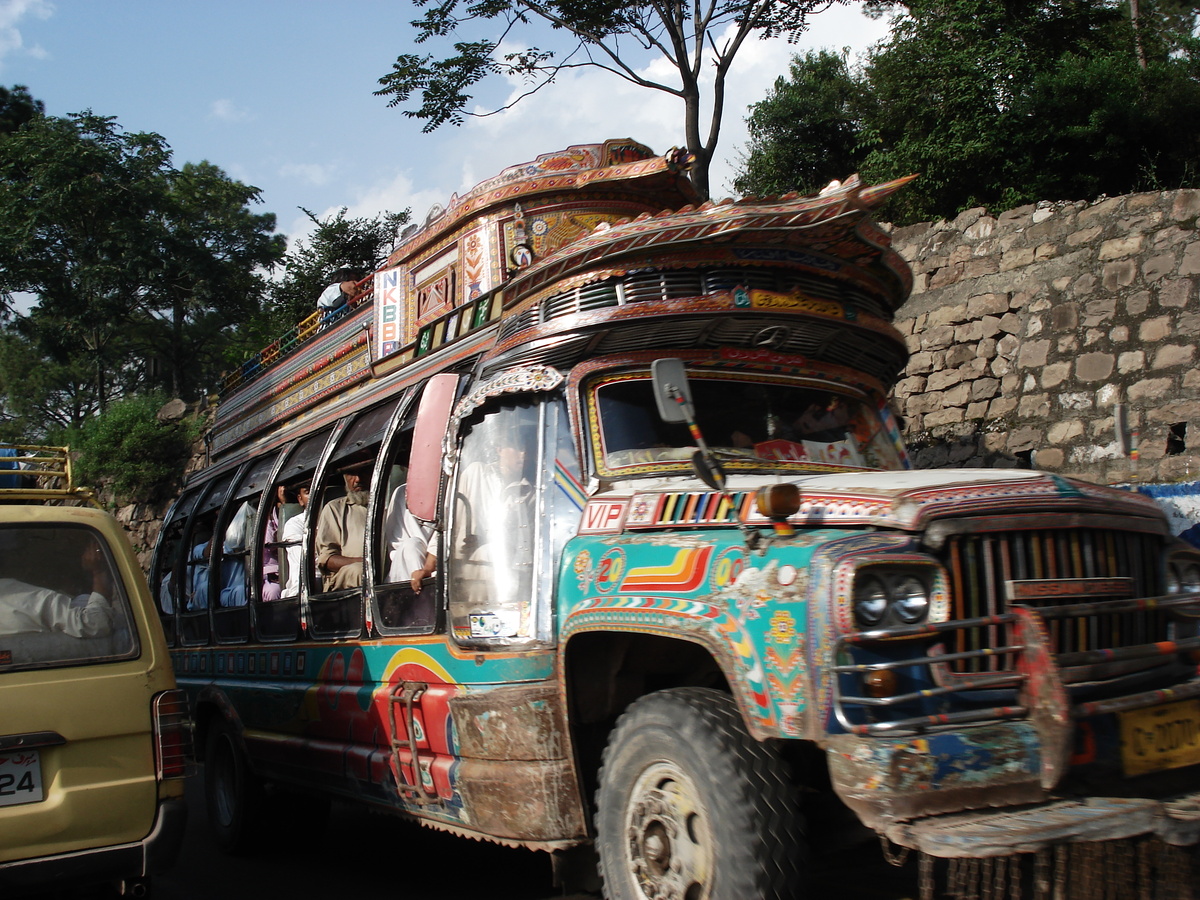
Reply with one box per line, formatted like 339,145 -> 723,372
0,534 -> 115,638
315,462 -> 371,591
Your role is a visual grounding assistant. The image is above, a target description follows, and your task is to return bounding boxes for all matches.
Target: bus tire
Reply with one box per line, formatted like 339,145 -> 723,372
595,687 -> 805,900
204,719 -> 265,855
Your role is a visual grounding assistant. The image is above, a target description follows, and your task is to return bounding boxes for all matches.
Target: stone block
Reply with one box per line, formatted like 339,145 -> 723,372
1158,279 -> 1193,308
929,264 -> 965,289
1051,302 -> 1079,331
979,316 -> 1002,339
929,302 -> 971,327
954,321 -> 984,344
1070,273 -> 1099,298
1118,350 -> 1145,373
927,369 -> 964,391
945,344 -> 977,368
964,258 -> 1000,279
907,351 -> 935,374
1059,392 -> 1094,410
1068,225 -> 1104,247
1171,190 -> 1200,221
1084,327 -> 1104,346
1009,426 -> 1042,452
920,324 -> 957,351
967,292 -> 1010,317
924,407 -> 966,427
1152,344 -> 1195,368
1102,259 -> 1138,290
1076,352 -> 1115,382
989,396 -> 1019,419
1128,377 -> 1175,402
1035,243 -> 1059,262
970,378 -> 1000,401
1143,252 -> 1176,282
1109,325 -> 1129,343
943,383 -> 972,407
1018,393 -> 1051,418
1083,297 -> 1116,326
1017,339 -> 1051,369
999,313 -> 1023,334
999,204 -> 1037,228
964,216 -> 997,240
1077,196 -> 1124,225
1001,247 -> 1036,271
1047,419 -> 1085,444
1125,291 -> 1151,316
1041,362 -> 1071,388
1035,447 -> 1065,469
1058,335 -> 1079,354
1181,241 -> 1200,277
1138,315 -> 1173,342
977,337 -> 998,360
966,401 -> 990,419
997,334 -> 1021,358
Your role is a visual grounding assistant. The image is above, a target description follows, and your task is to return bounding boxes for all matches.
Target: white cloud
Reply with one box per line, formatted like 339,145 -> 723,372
0,0 -> 52,68
209,98 -> 253,123
279,162 -> 335,187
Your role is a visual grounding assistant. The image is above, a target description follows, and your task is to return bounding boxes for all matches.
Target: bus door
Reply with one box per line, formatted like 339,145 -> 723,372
370,374 -> 458,802
446,391 -> 579,649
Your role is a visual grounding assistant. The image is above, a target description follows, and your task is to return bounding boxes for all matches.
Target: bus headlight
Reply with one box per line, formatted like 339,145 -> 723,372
851,569 -> 934,628
893,574 -> 931,623
1169,559 -> 1200,594
853,576 -> 889,626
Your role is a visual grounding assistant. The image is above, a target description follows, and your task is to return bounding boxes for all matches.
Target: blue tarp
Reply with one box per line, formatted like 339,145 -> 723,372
1136,481 -> 1200,549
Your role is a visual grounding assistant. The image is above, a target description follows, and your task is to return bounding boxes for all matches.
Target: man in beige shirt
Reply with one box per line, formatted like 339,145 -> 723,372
315,464 -> 371,591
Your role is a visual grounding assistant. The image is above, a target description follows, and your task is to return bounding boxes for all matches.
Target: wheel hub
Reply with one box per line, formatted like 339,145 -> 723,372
625,762 -> 711,900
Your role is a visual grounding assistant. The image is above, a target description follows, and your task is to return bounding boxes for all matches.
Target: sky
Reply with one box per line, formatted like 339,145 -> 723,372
0,0 -> 890,249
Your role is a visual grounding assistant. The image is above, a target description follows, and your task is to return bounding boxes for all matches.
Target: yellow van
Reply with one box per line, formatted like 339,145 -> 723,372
0,446 -> 191,897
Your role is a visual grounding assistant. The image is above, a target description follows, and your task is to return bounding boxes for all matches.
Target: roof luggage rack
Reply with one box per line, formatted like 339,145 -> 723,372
0,444 -> 97,506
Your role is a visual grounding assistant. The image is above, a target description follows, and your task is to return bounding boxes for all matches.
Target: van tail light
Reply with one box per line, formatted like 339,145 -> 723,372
153,689 -> 195,780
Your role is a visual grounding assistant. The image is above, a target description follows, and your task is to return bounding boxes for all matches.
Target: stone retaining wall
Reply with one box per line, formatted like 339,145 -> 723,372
888,189 -> 1200,485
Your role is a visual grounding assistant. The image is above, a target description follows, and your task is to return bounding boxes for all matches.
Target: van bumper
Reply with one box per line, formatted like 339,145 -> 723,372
0,796 -> 188,895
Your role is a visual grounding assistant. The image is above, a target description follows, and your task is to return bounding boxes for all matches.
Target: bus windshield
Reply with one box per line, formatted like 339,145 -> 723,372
592,373 -> 906,475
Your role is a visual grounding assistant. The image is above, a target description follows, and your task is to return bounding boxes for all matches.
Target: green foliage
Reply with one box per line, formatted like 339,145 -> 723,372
0,109 -> 285,406
734,49 -> 866,197
376,0 -> 848,198
267,207 -> 410,329
736,0 -> 1200,223
0,85 -> 43,135
70,394 -> 200,505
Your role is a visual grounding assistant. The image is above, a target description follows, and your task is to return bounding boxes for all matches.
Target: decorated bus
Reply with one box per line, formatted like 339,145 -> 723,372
153,139 -> 1200,899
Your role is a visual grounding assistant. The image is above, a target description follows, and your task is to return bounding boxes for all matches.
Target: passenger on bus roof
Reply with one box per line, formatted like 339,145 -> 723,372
315,462 -> 371,591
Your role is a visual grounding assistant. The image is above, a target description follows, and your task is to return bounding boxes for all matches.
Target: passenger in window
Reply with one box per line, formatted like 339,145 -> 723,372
262,486 -> 285,602
0,535 -> 115,638
382,482 -> 437,591
316,462 -> 371,591
187,537 -> 211,611
279,482 -> 310,600
218,501 -> 254,608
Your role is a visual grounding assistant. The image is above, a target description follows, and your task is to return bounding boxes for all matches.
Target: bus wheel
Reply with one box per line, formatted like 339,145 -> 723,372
595,687 -> 804,900
204,719 -> 264,855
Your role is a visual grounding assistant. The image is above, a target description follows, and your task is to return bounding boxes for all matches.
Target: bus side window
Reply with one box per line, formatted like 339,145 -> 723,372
256,428 -> 333,643
308,398 -> 399,640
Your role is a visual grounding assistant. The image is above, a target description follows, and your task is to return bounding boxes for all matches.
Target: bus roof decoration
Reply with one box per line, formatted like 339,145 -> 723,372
208,138 -> 914,462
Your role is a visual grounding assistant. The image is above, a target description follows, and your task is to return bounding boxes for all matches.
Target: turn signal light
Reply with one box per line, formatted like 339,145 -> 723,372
863,669 -> 899,699
755,483 -> 801,520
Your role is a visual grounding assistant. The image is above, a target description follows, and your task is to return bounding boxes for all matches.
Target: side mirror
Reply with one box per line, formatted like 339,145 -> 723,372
652,357 -> 694,424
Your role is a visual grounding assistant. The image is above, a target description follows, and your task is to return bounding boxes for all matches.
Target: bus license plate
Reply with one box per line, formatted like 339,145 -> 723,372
0,749 -> 43,807
1120,699 -> 1200,777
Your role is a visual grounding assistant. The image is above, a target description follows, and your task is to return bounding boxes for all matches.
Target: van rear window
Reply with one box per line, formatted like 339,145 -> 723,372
0,524 -> 138,671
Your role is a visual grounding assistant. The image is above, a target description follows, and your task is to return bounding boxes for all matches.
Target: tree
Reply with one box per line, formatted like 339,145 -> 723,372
734,48 -> 864,197
736,0 -> 1200,223
0,112 -> 285,409
375,0 -> 847,199
0,84 -> 43,135
267,207 -> 410,328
